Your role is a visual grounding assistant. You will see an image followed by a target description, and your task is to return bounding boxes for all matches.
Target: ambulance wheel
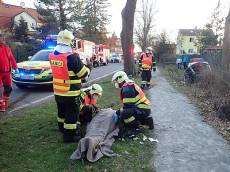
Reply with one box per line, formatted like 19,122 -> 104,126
93,61 -> 99,68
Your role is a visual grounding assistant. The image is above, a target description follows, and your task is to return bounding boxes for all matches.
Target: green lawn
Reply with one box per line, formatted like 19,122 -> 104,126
0,77 -> 155,172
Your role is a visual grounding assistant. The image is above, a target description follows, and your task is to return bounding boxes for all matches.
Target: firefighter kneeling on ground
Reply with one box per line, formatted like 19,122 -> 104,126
49,29 -> 90,143
79,84 -> 103,124
139,47 -> 155,89
0,34 -> 18,112
111,71 -> 154,138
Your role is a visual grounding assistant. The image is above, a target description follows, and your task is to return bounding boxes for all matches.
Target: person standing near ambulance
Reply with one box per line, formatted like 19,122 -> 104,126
0,34 -> 18,112
49,30 -> 90,143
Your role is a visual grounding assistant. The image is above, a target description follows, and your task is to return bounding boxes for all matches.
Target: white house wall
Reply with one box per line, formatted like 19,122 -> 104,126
14,12 -> 37,32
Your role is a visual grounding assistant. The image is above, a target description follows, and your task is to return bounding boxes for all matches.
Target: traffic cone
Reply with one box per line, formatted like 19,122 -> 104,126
0,98 -> 6,112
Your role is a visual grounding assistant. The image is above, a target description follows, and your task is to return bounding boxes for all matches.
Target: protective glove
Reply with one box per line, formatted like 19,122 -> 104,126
138,68 -> 143,74
92,105 -> 99,113
116,109 -> 123,116
112,112 -> 119,124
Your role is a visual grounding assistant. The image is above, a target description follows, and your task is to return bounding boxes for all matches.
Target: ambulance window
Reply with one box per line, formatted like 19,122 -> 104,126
31,50 -> 50,61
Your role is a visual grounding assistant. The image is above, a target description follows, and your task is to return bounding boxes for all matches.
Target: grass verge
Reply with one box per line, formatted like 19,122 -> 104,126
0,77 -> 155,172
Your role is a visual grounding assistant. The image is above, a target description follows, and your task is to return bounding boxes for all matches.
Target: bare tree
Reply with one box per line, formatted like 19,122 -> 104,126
223,9 -> 230,68
209,0 -> 225,45
135,0 -> 157,51
121,0 -> 137,76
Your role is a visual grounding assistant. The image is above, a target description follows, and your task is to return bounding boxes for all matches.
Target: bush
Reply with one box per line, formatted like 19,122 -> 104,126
6,41 -> 42,62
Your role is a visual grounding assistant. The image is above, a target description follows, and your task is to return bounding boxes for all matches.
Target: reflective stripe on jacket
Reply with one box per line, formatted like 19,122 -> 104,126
79,91 -> 97,110
120,82 -> 150,109
49,52 -> 82,96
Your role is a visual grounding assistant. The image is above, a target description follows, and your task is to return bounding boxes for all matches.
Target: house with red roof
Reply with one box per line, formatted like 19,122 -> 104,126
0,1 -> 43,35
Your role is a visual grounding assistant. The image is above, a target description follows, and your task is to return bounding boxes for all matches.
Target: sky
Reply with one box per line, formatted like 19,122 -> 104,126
3,0 -> 230,42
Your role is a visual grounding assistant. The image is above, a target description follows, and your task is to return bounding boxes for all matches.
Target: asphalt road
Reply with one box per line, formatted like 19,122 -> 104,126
7,63 -> 123,113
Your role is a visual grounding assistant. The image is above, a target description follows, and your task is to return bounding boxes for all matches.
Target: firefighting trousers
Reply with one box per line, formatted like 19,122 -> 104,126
55,95 -> 80,141
141,70 -> 152,86
0,72 -> 12,97
120,107 -> 151,127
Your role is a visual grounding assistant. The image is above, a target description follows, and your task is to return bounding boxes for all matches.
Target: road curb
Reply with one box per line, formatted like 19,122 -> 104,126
7,69 -> 122,114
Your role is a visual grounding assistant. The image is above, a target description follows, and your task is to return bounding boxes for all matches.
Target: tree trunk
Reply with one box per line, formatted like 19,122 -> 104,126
120,0 -> 137,76
223,9 -> 230,69
59,0 -> 65,30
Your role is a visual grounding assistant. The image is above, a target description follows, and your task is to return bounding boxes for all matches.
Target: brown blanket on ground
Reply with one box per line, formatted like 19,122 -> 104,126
70,108 -> 119,162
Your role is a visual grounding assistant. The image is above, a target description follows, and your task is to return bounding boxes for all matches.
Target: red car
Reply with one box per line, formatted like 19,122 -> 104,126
184,61 -> 211,84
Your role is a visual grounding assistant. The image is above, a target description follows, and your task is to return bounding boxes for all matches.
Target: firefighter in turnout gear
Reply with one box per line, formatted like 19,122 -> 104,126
139,47 -> 155,89
49,30 -> 90,143
112,71 -> 154,137
79,84 -> 102,124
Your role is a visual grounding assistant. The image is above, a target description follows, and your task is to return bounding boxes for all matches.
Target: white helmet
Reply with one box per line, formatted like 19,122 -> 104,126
89,84 -> 103,96
146,47 -> 153,53
57,29 -> 74,46
112,71 -> 129,88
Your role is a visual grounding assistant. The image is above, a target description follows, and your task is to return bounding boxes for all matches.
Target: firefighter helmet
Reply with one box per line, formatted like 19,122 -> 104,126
57,29 -> 74,46
89,84 -> 103,96
112,71 -> 129,88
146,47 -> 153,53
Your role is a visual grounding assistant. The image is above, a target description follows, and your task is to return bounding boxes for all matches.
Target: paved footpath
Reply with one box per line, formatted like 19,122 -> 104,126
149,71 -> 230,172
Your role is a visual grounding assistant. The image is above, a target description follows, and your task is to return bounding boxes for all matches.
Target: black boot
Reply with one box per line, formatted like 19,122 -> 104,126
63,129 -> 82,143
143,116 -> 154,130
58,122 -> 64,133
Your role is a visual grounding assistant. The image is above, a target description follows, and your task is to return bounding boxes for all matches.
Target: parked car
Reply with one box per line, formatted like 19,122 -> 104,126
12,49 -> 53,88
110,53 -> 122,63
189,57 -> 204,63
184,61 -> 211,84
12,49 -> 90,88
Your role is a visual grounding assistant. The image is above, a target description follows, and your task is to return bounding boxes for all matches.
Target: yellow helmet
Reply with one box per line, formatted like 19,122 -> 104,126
57,29 -> 74,46
112,71 -> 129,88
89,84 -> 103,96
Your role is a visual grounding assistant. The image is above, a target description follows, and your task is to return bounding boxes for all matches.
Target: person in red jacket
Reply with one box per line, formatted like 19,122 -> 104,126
79,84 -> 103,124
0,34 -> 18,112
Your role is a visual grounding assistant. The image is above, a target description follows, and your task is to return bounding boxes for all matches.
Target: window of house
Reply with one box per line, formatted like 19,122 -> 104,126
31,23 -> 35,28
189,38 -> 194,42
188,49 -> 193,54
